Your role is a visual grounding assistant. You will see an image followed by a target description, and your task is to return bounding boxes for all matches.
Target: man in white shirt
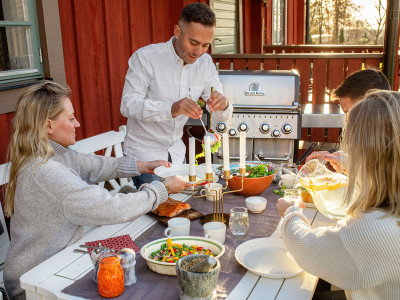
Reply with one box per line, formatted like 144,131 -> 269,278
121,3 -> 232,188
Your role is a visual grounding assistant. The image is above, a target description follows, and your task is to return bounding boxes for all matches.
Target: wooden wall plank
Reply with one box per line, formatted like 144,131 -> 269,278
218,58 -> 231,70
0,113 -> 13,164
346,58 -> 363,77
263,58 -> 277,70
129,0 -> 152,51
58,0 -> 83,140
295,59 -> 311,104
233,58 -> 246,70
327,58 -> 345,95
103,0 -> 130,131
247,58 -> 262,70
364,58 -> 381,69
73,0 -> 112,137
150,0 -> 173,43
312,59 -> 328,104
279,58 -> 295,70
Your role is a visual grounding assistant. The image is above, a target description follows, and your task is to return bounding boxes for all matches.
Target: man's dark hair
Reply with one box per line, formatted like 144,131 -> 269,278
179,3 -> 216,27
333,68 -> 391,101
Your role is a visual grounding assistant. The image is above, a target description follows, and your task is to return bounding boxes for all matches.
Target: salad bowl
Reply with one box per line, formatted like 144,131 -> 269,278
227,162 -> 276,196
140,236 -> 225,276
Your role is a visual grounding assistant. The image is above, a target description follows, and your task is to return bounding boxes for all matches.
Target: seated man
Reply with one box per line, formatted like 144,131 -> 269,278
305,68 -> 390,164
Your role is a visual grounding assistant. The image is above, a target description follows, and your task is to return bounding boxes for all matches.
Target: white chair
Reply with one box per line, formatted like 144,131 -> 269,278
69,126 -> 133,193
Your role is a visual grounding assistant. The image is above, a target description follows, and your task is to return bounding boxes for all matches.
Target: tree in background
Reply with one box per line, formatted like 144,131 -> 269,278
309,0 -> 385,45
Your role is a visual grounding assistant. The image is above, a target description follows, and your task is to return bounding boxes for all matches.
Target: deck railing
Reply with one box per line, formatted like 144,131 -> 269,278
263,45 -> 383,54
211,53 -> 384,152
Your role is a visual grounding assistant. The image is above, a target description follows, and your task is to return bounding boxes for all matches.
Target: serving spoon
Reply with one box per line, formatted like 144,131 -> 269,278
188,93 -> 218,146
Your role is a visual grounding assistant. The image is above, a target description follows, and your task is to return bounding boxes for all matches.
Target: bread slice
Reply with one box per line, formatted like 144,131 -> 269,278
153,198 -> 191,218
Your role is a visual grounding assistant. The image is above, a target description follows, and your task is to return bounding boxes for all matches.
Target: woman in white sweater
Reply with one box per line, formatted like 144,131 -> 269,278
277,90 -> 400,300
3,81 -> 190,300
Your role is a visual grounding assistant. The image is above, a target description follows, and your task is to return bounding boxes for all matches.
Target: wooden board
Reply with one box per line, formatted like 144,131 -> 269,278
151,209 -> 204,226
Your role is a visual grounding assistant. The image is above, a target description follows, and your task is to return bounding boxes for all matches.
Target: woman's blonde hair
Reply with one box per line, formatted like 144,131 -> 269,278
4,81 -> 71,217
342,90 -> 400,218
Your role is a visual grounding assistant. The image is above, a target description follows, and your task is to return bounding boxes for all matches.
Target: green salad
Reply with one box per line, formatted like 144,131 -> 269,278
195,133 -> 221,165
231,163 -> 277,178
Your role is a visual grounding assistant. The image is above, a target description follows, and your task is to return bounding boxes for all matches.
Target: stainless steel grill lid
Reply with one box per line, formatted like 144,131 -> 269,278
218,70 -> 300,109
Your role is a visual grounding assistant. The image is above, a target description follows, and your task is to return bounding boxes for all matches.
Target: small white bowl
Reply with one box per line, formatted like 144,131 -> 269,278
245,196 -> 267,213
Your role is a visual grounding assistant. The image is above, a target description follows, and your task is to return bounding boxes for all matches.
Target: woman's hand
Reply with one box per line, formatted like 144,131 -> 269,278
137,160 -> 170,174
323,151 -> 348,175
305,150 -> 330,163
165,176 -> 192,194
276,198 -> 305,217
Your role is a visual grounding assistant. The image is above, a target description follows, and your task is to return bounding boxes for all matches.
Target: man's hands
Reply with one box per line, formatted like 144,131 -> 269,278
137,160 -> 170,174
207,90 -> 228,112
165,176 -> 192,194
171,97 -> 202,119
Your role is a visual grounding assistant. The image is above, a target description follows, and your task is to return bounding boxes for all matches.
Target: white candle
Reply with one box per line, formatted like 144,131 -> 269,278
223,133 -> 230,171
239,132 -> 246,169
204,136 -> 212,174
189,137 -> 195,176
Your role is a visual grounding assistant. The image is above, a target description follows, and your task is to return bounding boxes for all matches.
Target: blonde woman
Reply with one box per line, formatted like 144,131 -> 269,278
4,81 -> 190,299
277,90 -> 400,300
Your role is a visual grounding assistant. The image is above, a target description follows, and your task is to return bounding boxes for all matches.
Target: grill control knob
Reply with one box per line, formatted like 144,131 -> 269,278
272,130 -> 281,138
282,124 -> 292,134
229,129 -> 237,137
259,123 -> 270,134
216,122 -> 227,133
238,122 -> 248,132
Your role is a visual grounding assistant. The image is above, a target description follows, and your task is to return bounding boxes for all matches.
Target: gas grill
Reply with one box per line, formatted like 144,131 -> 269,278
212,70 -> 301,165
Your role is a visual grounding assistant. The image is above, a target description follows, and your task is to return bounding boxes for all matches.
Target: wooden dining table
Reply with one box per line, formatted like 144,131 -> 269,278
20,186 -> 336,300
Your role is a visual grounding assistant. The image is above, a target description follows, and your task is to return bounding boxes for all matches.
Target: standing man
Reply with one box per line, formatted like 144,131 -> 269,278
121,3 -> 232,188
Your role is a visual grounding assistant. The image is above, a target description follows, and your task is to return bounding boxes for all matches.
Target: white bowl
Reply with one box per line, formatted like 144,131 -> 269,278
140,236 -> 225,276
245,196 -> 267,213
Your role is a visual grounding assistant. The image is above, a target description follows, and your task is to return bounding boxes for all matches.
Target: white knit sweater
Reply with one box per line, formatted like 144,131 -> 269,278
281,206 -> 400,300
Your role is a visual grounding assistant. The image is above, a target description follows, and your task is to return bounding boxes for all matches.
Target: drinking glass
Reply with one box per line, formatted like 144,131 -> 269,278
280,163 -> 299,175
229,207 -> 249,235
284,188 -> 302,206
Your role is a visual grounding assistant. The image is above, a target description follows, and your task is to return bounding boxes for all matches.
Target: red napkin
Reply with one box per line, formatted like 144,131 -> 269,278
85,234 -> 140,253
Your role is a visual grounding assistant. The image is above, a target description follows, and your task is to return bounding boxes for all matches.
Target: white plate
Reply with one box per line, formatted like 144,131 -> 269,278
235,237 -> 303,279
155,164 -> 209,182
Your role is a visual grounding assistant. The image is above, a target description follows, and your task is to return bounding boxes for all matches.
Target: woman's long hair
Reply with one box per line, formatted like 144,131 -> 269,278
4,81 -> 71,217
342,90 -> 400,218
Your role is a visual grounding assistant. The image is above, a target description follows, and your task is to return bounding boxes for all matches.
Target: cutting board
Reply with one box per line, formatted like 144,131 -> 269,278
151,209 -> 203,225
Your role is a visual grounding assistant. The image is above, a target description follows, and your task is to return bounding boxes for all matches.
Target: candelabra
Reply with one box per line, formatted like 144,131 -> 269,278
190,168 -> 246,225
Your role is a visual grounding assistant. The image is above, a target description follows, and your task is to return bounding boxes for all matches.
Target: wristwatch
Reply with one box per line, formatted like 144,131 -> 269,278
162,180 -> 170,194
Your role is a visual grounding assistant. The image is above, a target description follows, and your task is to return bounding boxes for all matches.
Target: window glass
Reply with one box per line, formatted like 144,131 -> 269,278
0,26 -> 33,72
0,0 -> 29,22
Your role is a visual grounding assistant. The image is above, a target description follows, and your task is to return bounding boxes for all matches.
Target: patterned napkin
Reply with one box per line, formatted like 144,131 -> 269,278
85,234 -> 140,253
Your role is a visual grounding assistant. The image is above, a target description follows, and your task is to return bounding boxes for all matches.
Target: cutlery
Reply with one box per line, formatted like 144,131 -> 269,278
189,92 -> 218,147
74,249 -> 90,254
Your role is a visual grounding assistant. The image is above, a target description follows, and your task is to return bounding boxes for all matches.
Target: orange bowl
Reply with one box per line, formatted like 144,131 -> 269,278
227,173 -> 275,196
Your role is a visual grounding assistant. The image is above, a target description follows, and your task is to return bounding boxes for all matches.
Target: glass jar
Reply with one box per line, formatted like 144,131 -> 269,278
97,253 -> 124,298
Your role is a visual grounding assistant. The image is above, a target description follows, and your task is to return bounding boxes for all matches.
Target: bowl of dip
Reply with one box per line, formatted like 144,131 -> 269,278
245,196 -> 267,213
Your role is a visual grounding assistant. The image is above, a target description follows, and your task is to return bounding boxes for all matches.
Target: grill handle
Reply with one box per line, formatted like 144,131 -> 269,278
257,154 -> 290,161
216,153 -> 248,160
233,103 -> 299,111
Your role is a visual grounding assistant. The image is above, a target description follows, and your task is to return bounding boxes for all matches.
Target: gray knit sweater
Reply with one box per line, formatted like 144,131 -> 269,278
4,141 -> 168,299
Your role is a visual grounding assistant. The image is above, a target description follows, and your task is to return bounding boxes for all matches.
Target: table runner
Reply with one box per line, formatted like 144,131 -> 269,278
62,183 -> 282,299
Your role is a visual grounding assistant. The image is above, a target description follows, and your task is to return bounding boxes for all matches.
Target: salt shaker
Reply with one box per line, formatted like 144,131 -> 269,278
118,248 -> 137,286
91,243 -> 111,284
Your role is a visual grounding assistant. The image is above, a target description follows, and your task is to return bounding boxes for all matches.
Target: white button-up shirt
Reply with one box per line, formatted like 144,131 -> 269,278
121,37 -> 232,163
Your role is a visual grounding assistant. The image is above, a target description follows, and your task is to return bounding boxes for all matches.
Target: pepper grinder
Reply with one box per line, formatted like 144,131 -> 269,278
118,248 -> 137,286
